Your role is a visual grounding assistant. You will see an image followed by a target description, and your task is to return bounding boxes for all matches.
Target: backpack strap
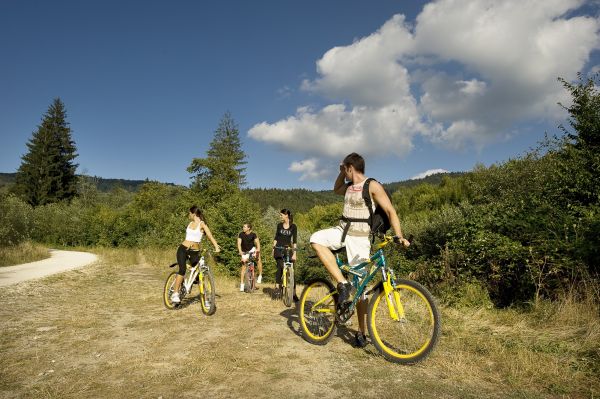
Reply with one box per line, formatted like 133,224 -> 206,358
363,178 -> 379,243
363,178 -> 375,226
340,215 -> 369,243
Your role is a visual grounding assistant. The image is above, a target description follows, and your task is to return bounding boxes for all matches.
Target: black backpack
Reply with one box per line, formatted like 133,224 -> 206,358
340,178 -> 391,243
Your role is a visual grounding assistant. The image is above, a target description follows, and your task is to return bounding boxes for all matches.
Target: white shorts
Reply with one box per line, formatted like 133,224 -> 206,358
310,226 -> 370,266
241,247 -> 256,262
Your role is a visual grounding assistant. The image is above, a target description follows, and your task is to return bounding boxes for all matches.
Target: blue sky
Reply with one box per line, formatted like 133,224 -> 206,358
1,0 -> 599,190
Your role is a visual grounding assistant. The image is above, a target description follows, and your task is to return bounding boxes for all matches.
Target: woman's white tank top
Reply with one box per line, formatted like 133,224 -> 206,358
185,223 -> 204,243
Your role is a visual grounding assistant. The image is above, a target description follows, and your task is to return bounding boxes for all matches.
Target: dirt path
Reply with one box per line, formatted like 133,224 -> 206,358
0,249 -> 98,287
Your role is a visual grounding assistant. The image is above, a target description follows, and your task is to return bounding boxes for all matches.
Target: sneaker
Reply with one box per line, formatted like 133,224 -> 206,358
336,282 -> 355,305
240,283 -> 244,292
171,292 -> 181,304
354,332 -> 368,348
256,275 -> 262,284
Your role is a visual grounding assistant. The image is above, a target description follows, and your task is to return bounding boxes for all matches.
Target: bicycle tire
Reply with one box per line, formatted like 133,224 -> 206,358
199,269 -> 217,316
244,265 -> 254,293
283,265 -> 294,307
367,279 -> 441,364
163,271 -> 178,310
298,278 -> 337,345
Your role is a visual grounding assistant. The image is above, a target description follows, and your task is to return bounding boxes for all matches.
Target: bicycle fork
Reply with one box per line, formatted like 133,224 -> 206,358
282,264 -> 291,288
381,269 -> 405,321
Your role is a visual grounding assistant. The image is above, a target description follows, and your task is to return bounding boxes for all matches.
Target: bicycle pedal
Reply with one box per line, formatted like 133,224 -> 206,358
336,304 -> 354,323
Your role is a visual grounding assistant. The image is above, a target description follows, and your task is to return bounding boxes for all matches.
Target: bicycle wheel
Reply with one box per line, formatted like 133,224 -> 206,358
163,271 -> 178,310
244,266 -> 254,293
298,278 -> 337,345
199,269 -> 216,315
282,265 -> 294,307
367,279 -> 441,364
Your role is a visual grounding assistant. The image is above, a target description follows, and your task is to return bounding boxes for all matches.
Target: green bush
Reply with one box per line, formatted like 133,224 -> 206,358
0,195 -> 33,246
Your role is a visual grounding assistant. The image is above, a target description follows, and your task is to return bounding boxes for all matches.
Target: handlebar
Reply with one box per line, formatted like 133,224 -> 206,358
373,234 -> 412,250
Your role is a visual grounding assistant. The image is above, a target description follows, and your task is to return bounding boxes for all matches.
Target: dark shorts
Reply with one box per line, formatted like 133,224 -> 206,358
176,244 -> 200,276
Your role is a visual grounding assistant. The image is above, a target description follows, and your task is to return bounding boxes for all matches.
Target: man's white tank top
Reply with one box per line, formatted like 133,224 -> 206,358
339,178 -> 374,237
185,223 -> 204,243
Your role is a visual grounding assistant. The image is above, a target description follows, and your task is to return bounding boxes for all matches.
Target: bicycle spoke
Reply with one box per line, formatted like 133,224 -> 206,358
299,280 -> 337,344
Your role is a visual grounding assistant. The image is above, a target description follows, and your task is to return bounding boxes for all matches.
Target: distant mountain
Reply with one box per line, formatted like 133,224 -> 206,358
1,171 -> 465,211
0,172 -> 172,193
384,171 -> 465,192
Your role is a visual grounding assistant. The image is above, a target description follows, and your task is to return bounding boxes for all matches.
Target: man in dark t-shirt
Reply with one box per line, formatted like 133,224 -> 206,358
237,223 -> 262,291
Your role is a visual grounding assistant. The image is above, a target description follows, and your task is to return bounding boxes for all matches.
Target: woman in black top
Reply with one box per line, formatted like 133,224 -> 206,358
272,208 -> 298,300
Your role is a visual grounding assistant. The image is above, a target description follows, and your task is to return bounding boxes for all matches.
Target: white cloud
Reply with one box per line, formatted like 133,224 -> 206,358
288,158 -> 331,181
411,169 -> 449,180
249,0 -> 600,179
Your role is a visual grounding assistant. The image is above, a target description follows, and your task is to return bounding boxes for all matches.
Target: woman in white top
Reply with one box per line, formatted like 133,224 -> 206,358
171,205 -> 220,304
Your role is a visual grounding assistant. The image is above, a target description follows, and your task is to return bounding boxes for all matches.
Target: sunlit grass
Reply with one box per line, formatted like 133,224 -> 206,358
0,241 -> 49,267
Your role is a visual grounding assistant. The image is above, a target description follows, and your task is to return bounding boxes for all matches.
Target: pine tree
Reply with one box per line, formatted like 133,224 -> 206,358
14,98 -> 78,206
187,112 -> 246,202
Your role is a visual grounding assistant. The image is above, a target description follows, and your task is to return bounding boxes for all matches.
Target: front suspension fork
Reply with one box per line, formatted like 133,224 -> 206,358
382,270 -> 404,321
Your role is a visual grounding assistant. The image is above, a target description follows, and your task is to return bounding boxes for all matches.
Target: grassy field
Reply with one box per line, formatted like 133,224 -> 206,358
0,242 -> 50,267
0,248 -> 598,398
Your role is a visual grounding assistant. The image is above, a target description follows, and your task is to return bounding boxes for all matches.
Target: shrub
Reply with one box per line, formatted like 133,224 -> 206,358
0,195 -> 33,246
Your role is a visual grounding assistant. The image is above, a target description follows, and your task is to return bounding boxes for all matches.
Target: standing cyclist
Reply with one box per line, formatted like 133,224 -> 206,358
237,222 -> 262,292
310,153 -> 409,347
171,205 -> 221,304
272,209 -> 298,301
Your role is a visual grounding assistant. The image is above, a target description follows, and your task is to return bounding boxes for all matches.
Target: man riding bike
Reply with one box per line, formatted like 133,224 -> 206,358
310,153 -> 409,347
238,222 -> 262,292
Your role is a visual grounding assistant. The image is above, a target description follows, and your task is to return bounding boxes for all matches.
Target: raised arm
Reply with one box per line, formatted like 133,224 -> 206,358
333,164 -> 348,195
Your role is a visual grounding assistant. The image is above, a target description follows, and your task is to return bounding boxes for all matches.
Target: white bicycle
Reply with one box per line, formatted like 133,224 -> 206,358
163,250 -> 216,315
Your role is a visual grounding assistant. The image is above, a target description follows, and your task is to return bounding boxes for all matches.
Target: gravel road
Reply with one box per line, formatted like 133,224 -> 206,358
0,250 -> 98,287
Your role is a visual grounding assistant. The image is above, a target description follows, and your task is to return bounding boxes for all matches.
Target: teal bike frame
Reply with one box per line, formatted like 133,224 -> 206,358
334,242 -> 394,310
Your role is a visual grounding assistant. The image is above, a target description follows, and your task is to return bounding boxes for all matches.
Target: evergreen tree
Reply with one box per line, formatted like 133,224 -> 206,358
559,73 -> 600,150
187,112 -> 246,202
14,98 -> 78,206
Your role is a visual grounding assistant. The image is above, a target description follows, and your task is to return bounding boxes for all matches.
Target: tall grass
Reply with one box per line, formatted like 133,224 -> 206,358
0,241 -> 49,267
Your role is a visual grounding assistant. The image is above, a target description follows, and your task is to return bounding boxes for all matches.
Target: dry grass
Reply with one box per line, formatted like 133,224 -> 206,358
0,242 -> 49,267
0,247 -> 598,399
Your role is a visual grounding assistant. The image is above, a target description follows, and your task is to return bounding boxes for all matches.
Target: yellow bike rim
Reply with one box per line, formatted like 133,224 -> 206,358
370,284 -> 435,360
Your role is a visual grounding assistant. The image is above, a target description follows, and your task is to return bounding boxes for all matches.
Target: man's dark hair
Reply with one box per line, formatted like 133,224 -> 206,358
342,153 -> 365,174
244,222 -> 253,229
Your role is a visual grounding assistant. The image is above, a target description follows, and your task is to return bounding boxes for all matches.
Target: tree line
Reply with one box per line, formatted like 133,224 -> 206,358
1,74 -> 598,306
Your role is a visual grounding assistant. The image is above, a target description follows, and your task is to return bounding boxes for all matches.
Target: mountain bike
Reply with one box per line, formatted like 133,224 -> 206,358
163,249 -> 216,315
298,235 -> 441,364
275,246 -> 295,307
243,249 -> 257,293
